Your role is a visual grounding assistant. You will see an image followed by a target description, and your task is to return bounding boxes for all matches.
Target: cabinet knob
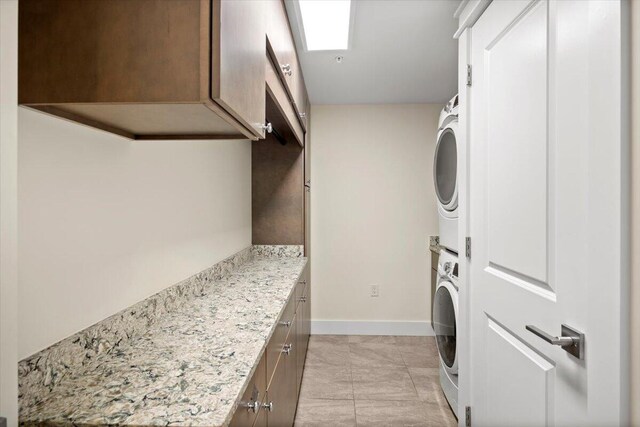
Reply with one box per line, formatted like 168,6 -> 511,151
281,63 -> 292,76
260,122 -> 273,134
263,401 -> 274,412
299,296 -> 307,303
283,343 -> 292,355
298,280 -> 307,285
279,320 -> 292,328
299,112 -> 306,118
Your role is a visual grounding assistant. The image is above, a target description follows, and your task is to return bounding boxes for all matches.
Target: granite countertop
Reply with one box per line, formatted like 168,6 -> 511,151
20,253 -> 307,427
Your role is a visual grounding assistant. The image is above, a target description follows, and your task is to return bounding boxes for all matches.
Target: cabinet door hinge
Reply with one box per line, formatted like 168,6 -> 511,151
466,64 -> 472,87
465,237 -> 471,259
465,406 -> 472,427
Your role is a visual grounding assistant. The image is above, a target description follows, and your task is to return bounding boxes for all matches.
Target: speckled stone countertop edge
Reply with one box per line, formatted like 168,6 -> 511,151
19,245 -> 307,427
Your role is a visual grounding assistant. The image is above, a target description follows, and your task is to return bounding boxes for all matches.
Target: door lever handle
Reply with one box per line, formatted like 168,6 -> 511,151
525,324 -> 585,359
526,325 -> 576,346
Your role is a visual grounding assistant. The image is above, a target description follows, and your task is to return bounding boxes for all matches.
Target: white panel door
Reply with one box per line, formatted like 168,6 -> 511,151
469,0 -> 628,425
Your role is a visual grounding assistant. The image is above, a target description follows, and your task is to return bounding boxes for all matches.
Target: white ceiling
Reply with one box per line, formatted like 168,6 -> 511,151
285,0 -> 460,105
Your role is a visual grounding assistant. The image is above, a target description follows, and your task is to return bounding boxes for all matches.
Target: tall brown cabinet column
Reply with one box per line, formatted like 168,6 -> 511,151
243,1 -> 311,426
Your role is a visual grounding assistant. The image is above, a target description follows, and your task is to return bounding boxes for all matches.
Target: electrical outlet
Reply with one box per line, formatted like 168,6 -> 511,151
370,284 -> 380,297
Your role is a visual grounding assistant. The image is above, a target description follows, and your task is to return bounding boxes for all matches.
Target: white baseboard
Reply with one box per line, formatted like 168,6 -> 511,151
310,320 -> 435,336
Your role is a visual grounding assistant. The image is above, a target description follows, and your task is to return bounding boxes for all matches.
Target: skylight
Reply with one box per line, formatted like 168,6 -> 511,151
298,0 -> 352,51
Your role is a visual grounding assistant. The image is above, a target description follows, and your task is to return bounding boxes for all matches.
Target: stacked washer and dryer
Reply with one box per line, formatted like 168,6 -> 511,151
432,94 -> 460,418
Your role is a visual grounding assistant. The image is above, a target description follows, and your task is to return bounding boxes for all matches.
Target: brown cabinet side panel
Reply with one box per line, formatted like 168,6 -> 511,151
252,135 -> 304,245
303,267 -> 310,347
304,128 -> 311,256
19,0 -> 205,104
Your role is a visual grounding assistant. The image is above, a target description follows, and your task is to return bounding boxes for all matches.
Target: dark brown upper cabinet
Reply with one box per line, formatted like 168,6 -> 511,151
266,0 -> 309,132
19,0 -> 266,140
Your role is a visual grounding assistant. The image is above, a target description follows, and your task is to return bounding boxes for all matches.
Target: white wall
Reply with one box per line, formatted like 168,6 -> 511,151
1,0 -> 19,424
310,104 -> 441,334
18,110 -> 252,360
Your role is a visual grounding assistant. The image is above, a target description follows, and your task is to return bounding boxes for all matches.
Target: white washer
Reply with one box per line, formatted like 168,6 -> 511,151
433,248 -> 459,418
434,94 -> 460,253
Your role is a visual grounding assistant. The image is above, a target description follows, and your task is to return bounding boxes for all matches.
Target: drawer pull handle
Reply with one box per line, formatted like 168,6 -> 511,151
299,296 -> 307,303
279,320 -> 291,327
244,399 -> 260,413
283,343 -> 292,355
298,280 -> 307,285
263,401 -> 273,412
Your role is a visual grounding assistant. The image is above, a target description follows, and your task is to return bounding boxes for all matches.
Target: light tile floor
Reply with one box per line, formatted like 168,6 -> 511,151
294,335 -> 457,427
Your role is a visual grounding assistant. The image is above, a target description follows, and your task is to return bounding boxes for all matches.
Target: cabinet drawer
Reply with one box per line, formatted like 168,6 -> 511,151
295,297 -> 307,394
266,292 -> 296,386
230,354 -> 266,427
265,318 -> 298,427
252,406 -> 267,427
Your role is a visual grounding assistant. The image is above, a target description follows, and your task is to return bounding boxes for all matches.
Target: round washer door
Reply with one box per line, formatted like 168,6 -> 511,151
433,122 -> 459,212
433,280 -> 459,374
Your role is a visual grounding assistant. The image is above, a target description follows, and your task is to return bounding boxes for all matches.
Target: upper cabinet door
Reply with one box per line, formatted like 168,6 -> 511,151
266,0 -> 309,132
291,61 -> 309,131
213,0 -> 266,138
266,0 -> 296,91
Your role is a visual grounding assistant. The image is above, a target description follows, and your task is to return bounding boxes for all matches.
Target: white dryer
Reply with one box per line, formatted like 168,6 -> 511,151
434,94 -> 459,253
433,248 -> 459,417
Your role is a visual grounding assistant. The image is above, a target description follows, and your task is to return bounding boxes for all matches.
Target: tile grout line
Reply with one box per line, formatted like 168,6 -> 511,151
396,337 -> 421,398
399,337 -> 439,425
348,337 -> 358,427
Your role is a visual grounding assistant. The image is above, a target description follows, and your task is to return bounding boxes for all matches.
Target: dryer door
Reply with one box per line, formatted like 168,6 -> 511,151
434,122 -> 459,212
433,280 -> 459,374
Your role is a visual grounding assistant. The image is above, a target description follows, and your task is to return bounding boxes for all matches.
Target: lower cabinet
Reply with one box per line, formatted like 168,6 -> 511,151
231,266 -> 310,427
